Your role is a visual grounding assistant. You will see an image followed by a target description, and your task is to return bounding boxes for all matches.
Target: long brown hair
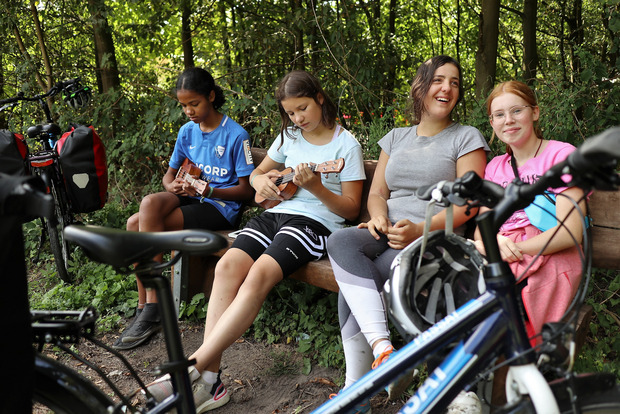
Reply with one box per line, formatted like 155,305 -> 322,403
407,55 -> 464,125
275,70 -> 337,148
486,81 -> 542,154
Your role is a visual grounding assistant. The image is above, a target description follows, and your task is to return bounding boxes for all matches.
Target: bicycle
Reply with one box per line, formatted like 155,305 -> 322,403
313,127 -> 620,413
0,173 -> 229,413
0,78 -> 92,282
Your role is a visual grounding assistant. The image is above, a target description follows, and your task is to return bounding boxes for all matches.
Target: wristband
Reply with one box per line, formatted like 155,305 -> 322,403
250,174 -> 257,187
206,186 -> 214,198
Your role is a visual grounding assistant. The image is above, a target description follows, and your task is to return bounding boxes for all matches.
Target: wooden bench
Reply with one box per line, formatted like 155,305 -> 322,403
171,147 -> 376,307
171,148 -> 620,350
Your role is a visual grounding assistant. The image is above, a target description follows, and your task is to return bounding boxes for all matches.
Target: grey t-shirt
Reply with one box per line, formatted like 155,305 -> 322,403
379,122 -> 489,227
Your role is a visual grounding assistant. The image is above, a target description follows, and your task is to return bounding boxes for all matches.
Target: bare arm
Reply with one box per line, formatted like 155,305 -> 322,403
386,148 -> 488,249
249,155 -> 288,202
516,187 -> 586,255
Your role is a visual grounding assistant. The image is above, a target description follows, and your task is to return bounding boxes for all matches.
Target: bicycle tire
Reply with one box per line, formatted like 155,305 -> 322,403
46,176 -> 73,283
496,375 -> 620,414
559,384 -> 620,413
33,354 -> 114,414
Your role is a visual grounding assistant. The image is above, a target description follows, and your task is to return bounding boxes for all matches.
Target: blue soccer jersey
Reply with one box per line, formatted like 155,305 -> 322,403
170,115 -> 254,224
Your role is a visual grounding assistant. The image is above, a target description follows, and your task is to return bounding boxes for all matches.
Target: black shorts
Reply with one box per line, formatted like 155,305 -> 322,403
231,212 -> 331,277
177,196 -> 232,230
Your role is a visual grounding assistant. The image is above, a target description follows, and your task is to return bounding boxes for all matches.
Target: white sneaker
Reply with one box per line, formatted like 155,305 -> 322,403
145,366 -> 230,413
445,391 -> 482,414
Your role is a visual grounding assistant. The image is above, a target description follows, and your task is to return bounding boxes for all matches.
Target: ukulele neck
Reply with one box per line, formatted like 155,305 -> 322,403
274,164 -> 318,186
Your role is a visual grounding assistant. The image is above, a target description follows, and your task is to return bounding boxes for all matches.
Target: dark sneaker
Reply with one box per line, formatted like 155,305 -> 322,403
146,366 -> 230,413
111,308 -> 143,348
111,305 -> 160,350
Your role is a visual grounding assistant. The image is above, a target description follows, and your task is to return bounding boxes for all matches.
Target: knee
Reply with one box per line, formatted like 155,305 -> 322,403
126,213 -> 139,231
327,228 -> 349,259
213,253 -> 248,288
139,193 -> 161,212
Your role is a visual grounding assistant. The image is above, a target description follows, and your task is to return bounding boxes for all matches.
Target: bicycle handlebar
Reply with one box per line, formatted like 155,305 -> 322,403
0,78 -> 82,106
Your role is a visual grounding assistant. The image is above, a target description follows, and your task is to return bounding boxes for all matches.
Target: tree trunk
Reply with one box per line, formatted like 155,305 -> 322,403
181,0 -> 194,68
87,0 -> 121,94
219,2 -> 232,73
29,0 -> 52,91
475,0 -> 500,99
291,0 -> 305,70
12,23 -> 45,89
523,0 -> 538,83
565,0 -> 584,78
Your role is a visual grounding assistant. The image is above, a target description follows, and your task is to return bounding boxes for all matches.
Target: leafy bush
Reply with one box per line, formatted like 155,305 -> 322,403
575,268 -> 620,378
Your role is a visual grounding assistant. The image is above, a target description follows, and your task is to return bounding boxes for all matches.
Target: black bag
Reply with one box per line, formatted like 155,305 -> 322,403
57,125 -> 108,213
0,130 -> 29,176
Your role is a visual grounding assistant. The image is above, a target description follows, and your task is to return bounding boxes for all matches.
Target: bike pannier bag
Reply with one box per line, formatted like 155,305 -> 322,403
0,129 -> 29,176
57,125 -> 108,213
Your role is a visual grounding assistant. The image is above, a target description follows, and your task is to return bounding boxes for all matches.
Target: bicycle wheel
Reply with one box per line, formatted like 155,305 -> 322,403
33,354 -> 114,414
45,176 -> 73,283
497,375 -> 620,414
559,384 -> 620,413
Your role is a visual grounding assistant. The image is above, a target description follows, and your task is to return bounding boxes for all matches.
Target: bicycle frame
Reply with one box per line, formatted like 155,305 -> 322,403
312,254 -> 555,413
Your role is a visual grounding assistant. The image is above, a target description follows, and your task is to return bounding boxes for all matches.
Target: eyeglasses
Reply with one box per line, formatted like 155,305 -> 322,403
489,105 -> 534,122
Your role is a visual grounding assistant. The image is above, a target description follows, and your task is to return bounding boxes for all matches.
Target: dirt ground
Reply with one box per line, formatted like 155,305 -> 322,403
44,316 -> 408,414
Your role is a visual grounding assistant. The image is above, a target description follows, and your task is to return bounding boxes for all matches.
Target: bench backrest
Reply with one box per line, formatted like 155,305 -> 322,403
249,147 -> 620,270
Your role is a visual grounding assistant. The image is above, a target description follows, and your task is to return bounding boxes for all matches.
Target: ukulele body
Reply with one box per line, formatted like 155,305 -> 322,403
255,167 -> 298,209
177,158 -> 209,196
253,158 -> 344,209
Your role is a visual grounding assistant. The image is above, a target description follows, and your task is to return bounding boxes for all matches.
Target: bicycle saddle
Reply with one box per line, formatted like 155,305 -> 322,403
64,225 -> 228,269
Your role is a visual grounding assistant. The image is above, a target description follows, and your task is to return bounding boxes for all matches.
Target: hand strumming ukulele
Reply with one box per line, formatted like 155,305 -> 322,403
255,159 -> 345,209
176,158 -> 209,197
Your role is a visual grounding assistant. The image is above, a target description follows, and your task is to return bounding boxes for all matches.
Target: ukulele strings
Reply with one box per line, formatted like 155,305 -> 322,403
275,164 -> 318,186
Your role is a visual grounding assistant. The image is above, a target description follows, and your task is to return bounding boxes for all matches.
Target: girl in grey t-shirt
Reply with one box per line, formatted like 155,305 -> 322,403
327,55 -> 489,409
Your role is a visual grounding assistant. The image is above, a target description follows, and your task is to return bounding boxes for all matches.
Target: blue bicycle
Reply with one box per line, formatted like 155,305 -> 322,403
314,127 -> 620,414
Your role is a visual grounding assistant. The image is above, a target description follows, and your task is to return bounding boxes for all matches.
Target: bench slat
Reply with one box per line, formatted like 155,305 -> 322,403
589,190 -> 620,270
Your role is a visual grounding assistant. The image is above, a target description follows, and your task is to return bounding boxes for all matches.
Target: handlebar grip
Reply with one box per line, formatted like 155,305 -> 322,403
568,126 -> 620,171
416,184 -> 436,201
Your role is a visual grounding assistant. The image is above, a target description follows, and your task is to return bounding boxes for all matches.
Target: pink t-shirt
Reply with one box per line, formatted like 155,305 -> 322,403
484,140 -> 576,232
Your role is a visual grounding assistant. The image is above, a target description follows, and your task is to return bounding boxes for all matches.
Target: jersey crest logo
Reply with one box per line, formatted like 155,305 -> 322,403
215,145 -> 225,158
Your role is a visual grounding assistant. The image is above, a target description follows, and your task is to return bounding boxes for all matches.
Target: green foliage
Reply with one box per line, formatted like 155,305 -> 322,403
251,280 -> 345,370
28,247 -> 138,332
178,293 -> 208,321
575,269 -> 620,378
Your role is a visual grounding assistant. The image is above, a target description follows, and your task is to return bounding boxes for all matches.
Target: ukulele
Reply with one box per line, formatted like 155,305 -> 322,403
176,158 -> 209,197
255,159 -> 345,209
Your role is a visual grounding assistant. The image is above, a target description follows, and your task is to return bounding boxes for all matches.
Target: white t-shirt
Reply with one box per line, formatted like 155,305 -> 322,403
266,127 -> 365,232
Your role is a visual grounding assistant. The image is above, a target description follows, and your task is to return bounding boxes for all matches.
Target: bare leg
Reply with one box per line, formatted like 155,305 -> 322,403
190,251 -> 283,373
129,192 -> 184,304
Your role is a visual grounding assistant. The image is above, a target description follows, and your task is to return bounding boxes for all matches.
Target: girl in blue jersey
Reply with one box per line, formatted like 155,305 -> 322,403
145,70 -> 366,412
113,67 -> 255,351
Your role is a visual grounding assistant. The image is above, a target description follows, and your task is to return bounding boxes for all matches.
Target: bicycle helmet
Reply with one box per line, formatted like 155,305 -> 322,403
385,230 -> 486,342
62,83 -> 92,108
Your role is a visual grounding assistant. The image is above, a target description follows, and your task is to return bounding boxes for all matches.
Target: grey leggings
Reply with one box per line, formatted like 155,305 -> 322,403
327,226 -> 400,384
